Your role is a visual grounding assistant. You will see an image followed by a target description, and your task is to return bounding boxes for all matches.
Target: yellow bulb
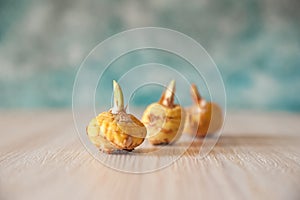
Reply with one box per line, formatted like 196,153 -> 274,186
142,80 -> 185,145
86,81 -> 146,153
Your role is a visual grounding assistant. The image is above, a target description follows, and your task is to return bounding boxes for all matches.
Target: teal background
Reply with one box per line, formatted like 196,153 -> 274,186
0,0 -> 299,111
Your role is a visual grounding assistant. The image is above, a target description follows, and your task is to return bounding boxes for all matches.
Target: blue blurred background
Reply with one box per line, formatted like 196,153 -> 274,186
0,0 -> 299,111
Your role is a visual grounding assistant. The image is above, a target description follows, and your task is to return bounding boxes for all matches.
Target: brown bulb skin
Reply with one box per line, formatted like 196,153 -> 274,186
183,84 -> 223,137
184,102 -> 223,137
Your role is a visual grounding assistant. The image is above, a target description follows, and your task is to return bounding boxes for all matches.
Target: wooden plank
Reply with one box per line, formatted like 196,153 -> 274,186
0,111 -> 300,200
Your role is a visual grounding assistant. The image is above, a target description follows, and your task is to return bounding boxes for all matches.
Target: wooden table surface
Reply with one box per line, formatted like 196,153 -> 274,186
0,110 -> 300,200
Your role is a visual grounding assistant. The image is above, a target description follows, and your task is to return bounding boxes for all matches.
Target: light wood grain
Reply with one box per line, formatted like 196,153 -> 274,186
0,110 -> 300,200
